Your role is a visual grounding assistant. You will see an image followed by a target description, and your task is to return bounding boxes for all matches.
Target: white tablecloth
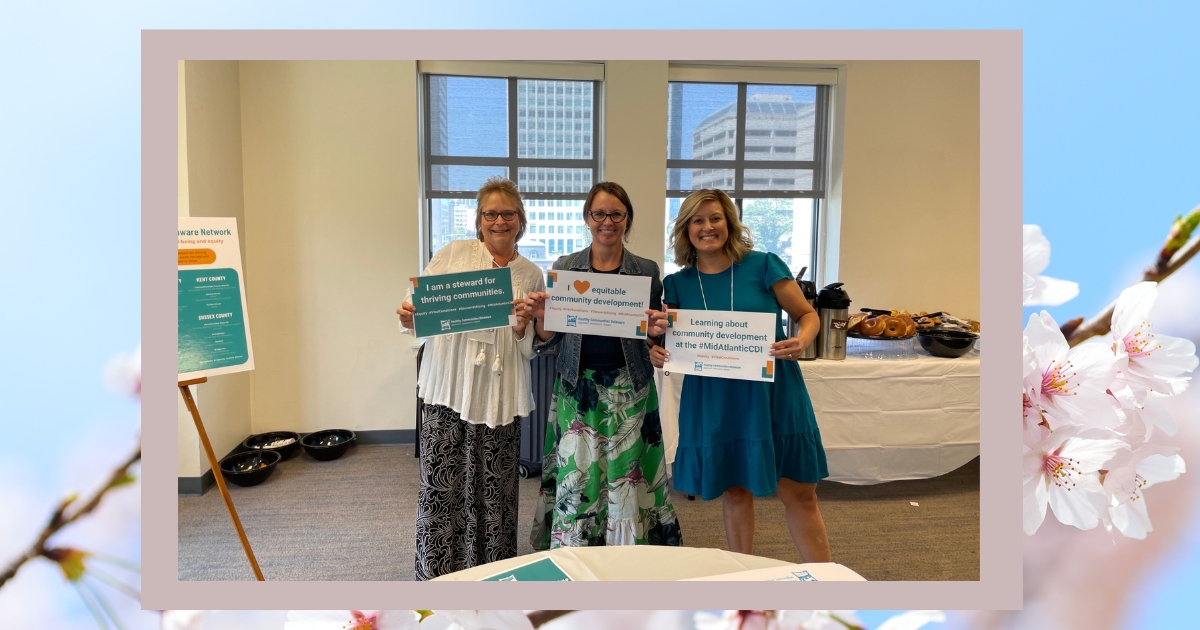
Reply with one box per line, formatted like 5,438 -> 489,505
434,546 -> 865,581
656,351 -> 980,485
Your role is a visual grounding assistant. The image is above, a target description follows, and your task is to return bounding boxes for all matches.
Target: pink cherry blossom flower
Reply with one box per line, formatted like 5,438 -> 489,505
424,611 -> 534,630
1023,338 -> 1050,447
1023,425 -> 1131,535
692,610 -> 944,630
1023,225 -> 1079,306
161,610 -> 205,630
1102,443 -> 1186,539
103,344 -> 141,398
1024,312 -> 1121,432
285,610 -> 419,630
798,611 -> 864,630
695,610 -> 835,630
1110,281 -> 1198,403
875,611 -> 946,630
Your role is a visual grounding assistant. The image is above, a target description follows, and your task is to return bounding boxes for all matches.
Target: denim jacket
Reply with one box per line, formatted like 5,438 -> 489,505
533,246 -> 663,392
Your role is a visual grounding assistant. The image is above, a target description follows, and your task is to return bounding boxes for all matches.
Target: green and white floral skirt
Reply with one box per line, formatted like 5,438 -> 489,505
530,366 -> 682,549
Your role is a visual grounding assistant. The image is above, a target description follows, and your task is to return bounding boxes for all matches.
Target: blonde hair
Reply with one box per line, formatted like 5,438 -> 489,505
669,189 -> 753,266
475,176 -> 528,242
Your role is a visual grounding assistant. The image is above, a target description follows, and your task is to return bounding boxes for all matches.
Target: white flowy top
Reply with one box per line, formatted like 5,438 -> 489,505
401,239 -> 546,428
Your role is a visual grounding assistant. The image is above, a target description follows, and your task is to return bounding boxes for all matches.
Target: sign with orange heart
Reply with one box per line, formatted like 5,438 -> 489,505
541,269 -> 652,339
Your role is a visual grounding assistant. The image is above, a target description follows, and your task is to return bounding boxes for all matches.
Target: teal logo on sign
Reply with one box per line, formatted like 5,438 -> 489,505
178,268 -> 249,374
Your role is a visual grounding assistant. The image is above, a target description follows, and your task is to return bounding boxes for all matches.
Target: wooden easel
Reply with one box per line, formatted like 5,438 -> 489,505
178,377 -> 265,581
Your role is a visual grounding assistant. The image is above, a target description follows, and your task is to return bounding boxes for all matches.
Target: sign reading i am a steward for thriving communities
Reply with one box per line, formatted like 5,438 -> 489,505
411,267 -> 517,338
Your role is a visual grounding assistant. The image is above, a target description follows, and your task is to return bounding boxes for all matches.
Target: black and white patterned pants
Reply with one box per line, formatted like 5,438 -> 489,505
414,404 -> 521,581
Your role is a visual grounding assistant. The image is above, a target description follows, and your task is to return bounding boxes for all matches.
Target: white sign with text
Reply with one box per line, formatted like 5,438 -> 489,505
663,308 -> 777,382
542,270 -> 652,339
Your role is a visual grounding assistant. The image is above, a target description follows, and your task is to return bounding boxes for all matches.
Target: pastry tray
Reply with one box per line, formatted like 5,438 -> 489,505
847,331 -> 916,341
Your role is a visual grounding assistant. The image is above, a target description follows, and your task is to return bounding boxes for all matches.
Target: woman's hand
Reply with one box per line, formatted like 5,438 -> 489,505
525,291 -> 556,342
770,336 -> 808,361
397,301 -> 416,330
512,298 -> 532,336
645,309 -> 669,339
649,344 -> 670,368
525,291 -> 549,320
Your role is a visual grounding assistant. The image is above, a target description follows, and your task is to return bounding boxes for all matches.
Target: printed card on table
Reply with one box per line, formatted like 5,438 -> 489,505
410,267 -> 516,338
480,557 -> 573,581
662,308 -> 777,382
543,270 -> 651,339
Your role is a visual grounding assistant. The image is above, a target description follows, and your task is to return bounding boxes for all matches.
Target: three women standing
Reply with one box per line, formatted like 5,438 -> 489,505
525,182 -> 682,549
651,188 -> 832,561
397,177 -> 544,580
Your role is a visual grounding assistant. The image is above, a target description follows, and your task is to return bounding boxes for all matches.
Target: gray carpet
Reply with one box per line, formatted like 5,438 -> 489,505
179,444 -> 978,581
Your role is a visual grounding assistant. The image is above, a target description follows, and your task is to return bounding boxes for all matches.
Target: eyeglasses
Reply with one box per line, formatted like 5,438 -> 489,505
481,210 -> 519,222
588,210 -> 628,223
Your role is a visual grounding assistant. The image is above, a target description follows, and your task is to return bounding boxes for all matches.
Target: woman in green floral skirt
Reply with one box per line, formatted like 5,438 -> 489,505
524,182 -> 681,548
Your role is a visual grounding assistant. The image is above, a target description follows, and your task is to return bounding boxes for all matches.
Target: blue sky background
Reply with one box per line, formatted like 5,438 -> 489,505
2,1 -> 1199,627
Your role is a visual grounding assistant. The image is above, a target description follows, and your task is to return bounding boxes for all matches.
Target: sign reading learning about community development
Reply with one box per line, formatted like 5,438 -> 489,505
663,309 -> 777,382
411,267 -> 517,338
178,217 -> 255,380
542,270 -> 652,339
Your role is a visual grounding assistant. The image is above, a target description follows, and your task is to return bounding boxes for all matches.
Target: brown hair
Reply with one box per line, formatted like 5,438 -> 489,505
475,176 -> 528,242
669,189 -> 754,266
582,181 -> 634,241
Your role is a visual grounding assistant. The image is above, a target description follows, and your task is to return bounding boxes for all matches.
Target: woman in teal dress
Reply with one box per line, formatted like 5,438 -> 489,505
650,188 -> 832,561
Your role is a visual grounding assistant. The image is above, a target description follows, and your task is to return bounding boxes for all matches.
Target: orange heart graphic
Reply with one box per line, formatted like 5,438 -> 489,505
573,280 -> 591,294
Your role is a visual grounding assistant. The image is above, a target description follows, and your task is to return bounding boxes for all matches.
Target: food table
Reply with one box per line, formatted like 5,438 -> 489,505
432,546 -> 865,581
656,348 -> 980,485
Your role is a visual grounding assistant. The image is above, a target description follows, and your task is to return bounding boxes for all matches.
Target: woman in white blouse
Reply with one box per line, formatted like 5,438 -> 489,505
397,177 -> 545,580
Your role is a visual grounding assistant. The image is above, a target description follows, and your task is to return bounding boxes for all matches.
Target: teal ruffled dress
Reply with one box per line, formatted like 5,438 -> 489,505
663,250 -> 829,500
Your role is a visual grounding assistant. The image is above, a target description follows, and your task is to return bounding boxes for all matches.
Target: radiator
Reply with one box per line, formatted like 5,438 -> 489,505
519,354 -> 556,478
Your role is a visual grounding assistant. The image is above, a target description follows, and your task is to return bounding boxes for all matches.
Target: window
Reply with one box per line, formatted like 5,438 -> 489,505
421,71 -> 599,271
664,78 -> 830,281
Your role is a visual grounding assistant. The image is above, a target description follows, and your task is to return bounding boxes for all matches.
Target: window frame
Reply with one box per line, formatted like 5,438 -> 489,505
664,73 -> 835,284
665,81 -> 831,200
417,67 -> 603,263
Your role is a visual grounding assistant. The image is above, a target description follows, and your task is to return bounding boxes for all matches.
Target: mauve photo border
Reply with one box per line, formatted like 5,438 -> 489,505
143,29 -> 1020,611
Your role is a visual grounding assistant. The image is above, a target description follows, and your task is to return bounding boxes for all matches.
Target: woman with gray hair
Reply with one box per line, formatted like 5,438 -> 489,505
397,176 -> 543,580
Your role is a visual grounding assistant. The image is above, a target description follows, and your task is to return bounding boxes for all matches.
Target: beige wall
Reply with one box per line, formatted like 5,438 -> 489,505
179,60 -> 254,475
602,61 -> 669,264
177,61 -> 201,477
838,61 -> 980,320
177,60 -> 979,471
238,61 -> 421,435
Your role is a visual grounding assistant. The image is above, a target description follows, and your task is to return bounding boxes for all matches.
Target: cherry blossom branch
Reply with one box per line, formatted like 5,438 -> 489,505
1066,231 -> 1200,347
0,442 -> 141,588
528,611 -> 574,627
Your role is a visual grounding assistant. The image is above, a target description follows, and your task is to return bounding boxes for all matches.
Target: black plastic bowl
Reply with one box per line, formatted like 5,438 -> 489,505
218,449 -> 281,487
242,431 -> 301,461
301,429 -> 356,461
918,330 -> 980,358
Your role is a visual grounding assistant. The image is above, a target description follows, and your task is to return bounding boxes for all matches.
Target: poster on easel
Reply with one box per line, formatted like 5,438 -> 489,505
178,217 -> 254,379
